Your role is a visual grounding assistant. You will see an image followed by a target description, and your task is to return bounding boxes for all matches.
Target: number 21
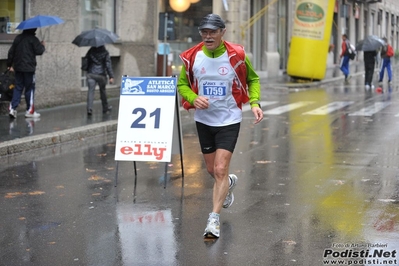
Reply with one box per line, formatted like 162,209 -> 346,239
131,107 -> 161,129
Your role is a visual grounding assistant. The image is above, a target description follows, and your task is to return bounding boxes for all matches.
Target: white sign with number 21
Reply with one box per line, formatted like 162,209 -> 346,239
114,76 -> 176,162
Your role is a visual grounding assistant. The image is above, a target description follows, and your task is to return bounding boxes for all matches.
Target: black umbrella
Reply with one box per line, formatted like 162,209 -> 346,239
72,28 -> 119,47
356,35 -> 385,52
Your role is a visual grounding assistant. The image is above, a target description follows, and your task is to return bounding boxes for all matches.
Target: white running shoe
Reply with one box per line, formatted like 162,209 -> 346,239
203,215 -> 220,238
9,109 -> 17,119
25,111 -> 41,118
223,174 -> 237,208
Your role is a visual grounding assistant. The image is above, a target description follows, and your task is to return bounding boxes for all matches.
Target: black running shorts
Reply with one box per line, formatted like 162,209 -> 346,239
195,122 -> 240,154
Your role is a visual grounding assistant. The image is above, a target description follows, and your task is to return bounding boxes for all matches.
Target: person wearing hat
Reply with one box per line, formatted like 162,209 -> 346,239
177,14 -> 263,238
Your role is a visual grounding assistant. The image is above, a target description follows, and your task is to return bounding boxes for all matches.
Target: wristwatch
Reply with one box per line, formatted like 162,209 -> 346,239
250,101 -> 261,108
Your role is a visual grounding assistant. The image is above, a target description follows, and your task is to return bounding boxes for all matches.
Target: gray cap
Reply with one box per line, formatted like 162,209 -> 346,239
198,14 -> 225,30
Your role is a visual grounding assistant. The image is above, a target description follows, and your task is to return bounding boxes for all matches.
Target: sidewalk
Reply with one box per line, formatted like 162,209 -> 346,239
0,98 -> 121,155
259,61 -> 366,89
0,68 -> 358,156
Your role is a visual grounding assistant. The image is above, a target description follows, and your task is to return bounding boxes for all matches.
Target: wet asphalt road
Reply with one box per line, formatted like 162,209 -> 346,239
1,73 -> 399,266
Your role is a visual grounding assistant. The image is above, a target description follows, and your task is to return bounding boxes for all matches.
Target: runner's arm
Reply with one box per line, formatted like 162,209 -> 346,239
245,56 -> 261,107
177,65 -> 198,105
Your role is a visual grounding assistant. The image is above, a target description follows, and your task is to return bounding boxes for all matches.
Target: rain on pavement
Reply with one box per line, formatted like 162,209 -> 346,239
1,73 -> 399,266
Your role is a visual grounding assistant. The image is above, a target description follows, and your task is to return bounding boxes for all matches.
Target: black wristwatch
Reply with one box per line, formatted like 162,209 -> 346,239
250,101 -> 261,108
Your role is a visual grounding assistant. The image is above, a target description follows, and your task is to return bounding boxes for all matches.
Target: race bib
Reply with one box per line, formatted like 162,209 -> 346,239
201,81 -> 227,100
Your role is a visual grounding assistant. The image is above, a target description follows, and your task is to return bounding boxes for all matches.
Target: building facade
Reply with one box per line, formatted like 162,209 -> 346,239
0,0 -> 399,109
331,0 -> 398,64
0,0 -> 160,108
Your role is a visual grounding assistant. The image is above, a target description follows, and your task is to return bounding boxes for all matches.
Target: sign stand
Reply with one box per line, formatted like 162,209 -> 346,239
113,76 -> 184,202
174,90 -> 185,183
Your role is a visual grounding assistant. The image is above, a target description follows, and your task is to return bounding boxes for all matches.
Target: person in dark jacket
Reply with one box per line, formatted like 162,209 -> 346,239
7,28 -> 45,119
85,45 -> 114,115
363,50 -> 377,89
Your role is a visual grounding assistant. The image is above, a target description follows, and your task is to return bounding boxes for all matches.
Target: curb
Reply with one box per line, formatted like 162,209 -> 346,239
0,120 -> 118,156
270,63 -> 399,89
264,72 -> 365,90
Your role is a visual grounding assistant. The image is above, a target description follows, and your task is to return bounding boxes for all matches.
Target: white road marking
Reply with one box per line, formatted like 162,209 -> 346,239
303,101 -> 354,115
263,101 -> 314,115
348,102 -> 391,117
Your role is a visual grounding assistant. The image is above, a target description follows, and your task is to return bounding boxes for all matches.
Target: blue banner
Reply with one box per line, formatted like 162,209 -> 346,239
121,77 -> 176,96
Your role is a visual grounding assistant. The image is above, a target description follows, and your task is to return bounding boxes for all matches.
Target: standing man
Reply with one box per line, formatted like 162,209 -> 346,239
378,37 -> 394,85
340,34 -> 351,83
7,28 -> 45,119
363,50 -> 377,89
177,14 -> 263,238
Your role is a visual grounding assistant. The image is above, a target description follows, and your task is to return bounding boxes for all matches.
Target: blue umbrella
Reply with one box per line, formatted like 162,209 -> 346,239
16,15 -> 64,30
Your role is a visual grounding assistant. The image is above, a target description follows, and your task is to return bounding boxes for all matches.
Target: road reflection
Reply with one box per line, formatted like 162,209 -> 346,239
288,88 -> 398,264
288,89 -> 365,238
117,205 -> 177,265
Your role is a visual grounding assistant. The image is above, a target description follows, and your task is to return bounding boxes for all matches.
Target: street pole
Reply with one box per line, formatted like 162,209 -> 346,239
163,12 -> 168,77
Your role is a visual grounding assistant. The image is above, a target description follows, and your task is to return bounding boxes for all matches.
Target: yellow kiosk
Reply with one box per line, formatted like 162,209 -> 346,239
287,0 -> 335,81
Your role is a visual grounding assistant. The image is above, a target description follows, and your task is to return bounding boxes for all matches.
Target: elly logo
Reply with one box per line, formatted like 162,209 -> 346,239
218,66 -> 229,75
120,144 -> 166,160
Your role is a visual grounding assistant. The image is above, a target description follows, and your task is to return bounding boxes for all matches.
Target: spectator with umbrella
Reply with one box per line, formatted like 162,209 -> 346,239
7,15 -> 64,119
363,49 -> 377,89
356,35 -> 385,89
72,28 -> 119,115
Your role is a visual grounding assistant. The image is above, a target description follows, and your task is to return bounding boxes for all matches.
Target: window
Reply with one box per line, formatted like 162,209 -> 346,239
0,0 -> 23,39
80,0 -> 115,32
164,0 -> 212,74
